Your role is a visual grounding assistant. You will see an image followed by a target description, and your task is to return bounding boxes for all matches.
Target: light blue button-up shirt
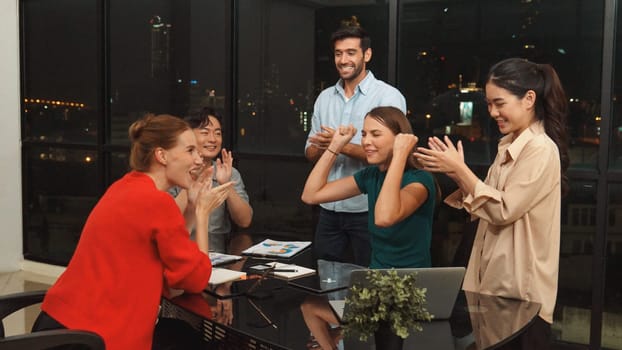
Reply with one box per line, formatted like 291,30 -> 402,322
305,71 -> 407,213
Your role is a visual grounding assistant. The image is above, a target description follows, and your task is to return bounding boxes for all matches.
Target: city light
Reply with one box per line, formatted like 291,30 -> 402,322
23,98 -> 87,108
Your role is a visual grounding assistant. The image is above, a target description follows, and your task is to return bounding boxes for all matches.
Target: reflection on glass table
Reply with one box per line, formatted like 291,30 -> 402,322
465,291 -> 542,350
161,280 -> 543,350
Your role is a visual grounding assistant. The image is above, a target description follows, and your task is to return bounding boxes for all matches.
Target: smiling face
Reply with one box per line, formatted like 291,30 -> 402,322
193,115 -> 222,162
333,37 -> 371,83
485,82 -> 536,138
161,129 -> 204,190
361,116 -> 396,171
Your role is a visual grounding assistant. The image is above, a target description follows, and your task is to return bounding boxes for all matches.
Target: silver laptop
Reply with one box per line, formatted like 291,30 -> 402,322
334,267 -> 465,321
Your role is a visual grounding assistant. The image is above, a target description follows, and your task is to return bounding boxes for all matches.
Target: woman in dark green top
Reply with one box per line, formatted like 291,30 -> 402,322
300,106 -> 437,350
302,105 -> 436,269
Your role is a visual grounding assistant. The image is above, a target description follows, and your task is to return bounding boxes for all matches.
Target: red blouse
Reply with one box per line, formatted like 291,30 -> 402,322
42,171 -> 212,350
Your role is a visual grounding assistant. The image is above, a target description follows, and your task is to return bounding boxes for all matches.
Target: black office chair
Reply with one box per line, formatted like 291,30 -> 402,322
0,290 -> 104,350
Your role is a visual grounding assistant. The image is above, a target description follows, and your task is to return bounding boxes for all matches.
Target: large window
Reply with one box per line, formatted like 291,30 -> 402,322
235,0 -> 390,236
107,0 -> 228,179
603,184 -> 622,349
21,0 -> 100,264
601,2 -> 622,348
108,0 -> 228,147
397,0 -> 604,346
19,1 -> 621,347
21,0 -> 228,264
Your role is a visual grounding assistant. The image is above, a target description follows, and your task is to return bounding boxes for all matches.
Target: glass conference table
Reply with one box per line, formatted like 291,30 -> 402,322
160,256 -> 542,350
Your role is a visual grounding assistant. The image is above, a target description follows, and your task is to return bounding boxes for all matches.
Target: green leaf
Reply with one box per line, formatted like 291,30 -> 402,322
342,269 -> 434,340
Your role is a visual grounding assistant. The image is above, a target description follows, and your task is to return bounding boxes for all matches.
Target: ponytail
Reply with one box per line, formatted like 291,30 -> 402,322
538,64 -> 570,197
487,58 -> 570,196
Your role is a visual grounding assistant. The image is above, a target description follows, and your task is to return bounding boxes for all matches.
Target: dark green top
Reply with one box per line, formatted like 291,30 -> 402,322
353,166 -> 435,269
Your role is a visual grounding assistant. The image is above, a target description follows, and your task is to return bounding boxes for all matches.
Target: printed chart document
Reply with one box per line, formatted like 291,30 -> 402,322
209,252 -> 243,267
209,268 -> 246,285
242,239 -> 311,259
249,262 -> 316,280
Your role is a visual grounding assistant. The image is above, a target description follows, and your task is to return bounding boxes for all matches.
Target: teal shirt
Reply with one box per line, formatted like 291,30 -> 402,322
353,167 -> 435,269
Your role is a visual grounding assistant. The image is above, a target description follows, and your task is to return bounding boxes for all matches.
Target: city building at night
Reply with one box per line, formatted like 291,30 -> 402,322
0,0 -> 621,348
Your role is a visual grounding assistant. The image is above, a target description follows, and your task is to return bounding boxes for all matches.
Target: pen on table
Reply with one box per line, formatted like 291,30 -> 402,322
271,269 -> 298,273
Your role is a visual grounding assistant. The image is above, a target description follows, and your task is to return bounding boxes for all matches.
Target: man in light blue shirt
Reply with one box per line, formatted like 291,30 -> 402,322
305,17 -> 406,266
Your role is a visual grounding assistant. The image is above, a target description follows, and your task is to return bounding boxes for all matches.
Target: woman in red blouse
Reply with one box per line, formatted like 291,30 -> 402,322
33,114 -> 233,350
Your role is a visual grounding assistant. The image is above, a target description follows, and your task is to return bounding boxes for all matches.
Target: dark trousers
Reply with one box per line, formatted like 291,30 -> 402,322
497,316 -> 552,350
314,208 -> 370,267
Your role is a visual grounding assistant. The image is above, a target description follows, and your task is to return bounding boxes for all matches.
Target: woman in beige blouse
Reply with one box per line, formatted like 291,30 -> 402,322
414,58 -> 569,349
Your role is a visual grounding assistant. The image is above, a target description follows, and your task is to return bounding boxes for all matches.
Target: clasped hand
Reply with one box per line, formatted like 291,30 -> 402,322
327,124 -> 357,152
307,126 -> 336,150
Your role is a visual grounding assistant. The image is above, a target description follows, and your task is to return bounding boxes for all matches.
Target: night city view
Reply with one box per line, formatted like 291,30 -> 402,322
16,0 -> 622,348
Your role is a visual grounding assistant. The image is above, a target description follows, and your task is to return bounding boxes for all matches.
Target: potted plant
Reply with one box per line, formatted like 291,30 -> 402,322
342,269 -> 433,350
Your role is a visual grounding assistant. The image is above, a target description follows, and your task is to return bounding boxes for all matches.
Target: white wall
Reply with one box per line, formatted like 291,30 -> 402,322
0,0 -> 23,272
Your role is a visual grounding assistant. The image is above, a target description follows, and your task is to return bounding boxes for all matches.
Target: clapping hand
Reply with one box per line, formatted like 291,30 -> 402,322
215,148 -> 233,185
187,165 -> 213,208
195,180 -> 234,217
413,135 -> 464,174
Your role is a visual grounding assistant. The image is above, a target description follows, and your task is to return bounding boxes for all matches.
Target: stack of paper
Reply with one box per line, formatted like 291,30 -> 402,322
208,268 -> 246,285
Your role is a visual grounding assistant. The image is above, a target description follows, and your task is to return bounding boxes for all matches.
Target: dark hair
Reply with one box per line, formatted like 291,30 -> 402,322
486,58 -> 570,196
184,107 -> 223,130
365,106 -> 442,204
330,16 -> 371,52
128,114 -> 189,172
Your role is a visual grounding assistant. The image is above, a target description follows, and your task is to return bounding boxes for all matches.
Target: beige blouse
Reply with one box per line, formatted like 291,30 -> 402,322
446,121 -> 561,323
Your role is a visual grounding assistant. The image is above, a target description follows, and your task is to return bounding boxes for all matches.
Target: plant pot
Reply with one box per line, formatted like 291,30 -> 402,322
374,322 -> 404,350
